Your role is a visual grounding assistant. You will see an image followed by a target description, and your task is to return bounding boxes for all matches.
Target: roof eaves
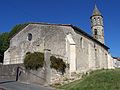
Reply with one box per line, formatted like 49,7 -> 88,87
9,22 -> 109,50
9,22 -> 72,40
70,25 -> 109,50
28,22 -> 72,26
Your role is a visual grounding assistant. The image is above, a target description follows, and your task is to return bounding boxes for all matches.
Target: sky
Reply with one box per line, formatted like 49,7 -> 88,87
0,0 -> 119,57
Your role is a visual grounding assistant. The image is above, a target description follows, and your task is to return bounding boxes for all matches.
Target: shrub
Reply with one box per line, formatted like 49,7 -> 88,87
50,56 -> 66,74
24,52 -> 44,70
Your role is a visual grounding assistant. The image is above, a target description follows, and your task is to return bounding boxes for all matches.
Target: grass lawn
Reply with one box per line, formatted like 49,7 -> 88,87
59,69 -> 120,90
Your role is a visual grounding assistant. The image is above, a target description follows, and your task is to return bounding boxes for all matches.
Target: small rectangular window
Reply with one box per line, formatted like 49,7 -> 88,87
80,37 -> 83,48
94,29 -> 97,35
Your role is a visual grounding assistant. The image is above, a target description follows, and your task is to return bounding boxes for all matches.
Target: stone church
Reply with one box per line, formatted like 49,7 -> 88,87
3,5 -> 114,74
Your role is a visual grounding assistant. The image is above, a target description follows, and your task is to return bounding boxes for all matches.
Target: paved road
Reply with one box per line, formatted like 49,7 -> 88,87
0,80 -> 56,90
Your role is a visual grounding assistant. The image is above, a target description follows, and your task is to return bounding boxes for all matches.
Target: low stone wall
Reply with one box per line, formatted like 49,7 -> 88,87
0,64 -> 46,85
18,67 -> 46,85
0,63 -> 83,86
0,64 -> 21,81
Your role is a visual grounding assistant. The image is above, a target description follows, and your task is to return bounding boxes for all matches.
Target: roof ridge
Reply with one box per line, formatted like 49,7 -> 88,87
28,22 -> 72,26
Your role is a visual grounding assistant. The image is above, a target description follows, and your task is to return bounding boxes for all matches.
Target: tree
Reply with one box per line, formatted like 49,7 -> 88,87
9,23 -> 29,38
0,54 -> 3,63
0,23 -> 29,63
0,32 -> 9,63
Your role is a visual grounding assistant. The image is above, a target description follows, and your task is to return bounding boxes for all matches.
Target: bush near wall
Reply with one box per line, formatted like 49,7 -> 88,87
24,52 -> 44,70
50,56 -> 66,74
24,52 -> 67,73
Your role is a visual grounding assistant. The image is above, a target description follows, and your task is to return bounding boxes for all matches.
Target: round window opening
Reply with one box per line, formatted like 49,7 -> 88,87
28,33 -> 32,41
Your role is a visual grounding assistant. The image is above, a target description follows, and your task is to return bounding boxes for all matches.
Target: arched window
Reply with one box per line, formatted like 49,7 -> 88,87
98,17 -> 100,21
28,33 -> 32,41
80,37 -> 83,48
93,18 -> 96,25
97,17 -> 100,24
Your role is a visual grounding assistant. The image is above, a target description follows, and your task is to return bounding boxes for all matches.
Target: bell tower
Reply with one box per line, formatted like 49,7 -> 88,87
90,4 -> 104,44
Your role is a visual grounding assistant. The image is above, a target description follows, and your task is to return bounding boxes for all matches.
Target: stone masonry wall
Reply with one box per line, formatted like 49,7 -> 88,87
3,23 -> 113,76
4,24 -> 67,65
0,64 -> 46,85
0,64 -> 20,81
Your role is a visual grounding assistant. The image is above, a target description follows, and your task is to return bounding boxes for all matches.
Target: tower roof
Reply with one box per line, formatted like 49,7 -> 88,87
92,4 -> 101,16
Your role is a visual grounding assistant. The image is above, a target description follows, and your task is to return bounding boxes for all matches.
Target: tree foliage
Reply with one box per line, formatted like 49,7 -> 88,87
24,52 -> 44,70
50,56 -> 66,74
0,23 -> 29,63
0,32 -> 9,63
0,32 -> 9,53
9,23 -> 28,38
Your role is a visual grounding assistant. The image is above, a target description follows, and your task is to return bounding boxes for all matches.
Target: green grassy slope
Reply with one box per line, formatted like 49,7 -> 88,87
59,69 -> 120,90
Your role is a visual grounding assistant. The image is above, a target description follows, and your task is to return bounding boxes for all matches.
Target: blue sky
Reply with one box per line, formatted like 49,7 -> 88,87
0,0 -> 119,57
